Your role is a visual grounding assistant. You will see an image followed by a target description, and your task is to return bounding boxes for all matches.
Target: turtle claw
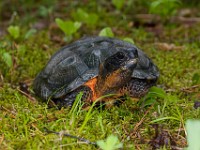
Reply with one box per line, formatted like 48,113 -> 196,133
53,97 -> 75,109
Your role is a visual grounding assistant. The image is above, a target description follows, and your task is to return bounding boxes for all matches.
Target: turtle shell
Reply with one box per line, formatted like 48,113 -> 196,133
33,37 -> 159,100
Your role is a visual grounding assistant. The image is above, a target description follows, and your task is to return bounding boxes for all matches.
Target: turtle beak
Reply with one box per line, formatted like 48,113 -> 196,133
122,58 -> 138,71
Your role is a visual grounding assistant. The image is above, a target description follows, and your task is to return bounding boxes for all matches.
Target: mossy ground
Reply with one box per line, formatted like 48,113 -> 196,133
0,1 -> 200,149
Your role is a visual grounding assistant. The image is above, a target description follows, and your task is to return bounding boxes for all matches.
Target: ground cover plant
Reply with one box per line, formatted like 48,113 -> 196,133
0,0 -> 200,149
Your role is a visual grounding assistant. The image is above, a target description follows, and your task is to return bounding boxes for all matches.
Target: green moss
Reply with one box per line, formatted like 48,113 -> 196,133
0,1 -> 200,149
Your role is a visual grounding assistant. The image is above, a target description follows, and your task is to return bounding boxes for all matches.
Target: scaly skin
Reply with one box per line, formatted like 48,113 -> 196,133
52,86 -> 92,108
119,78 -> 156,98
52,78 -> 156,109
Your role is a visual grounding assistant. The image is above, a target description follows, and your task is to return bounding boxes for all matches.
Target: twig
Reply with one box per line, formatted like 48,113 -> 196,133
129,104 -> 155,137
181,84 -> 200,90
0,134 -> 4,145
165,84 -> 200,93
44,127 -> 97,146
1,106 -> 16,118
17,88 -> 37,103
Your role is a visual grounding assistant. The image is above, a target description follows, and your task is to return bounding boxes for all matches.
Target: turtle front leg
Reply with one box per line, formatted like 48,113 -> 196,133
119,78 -> 156,99
52,86 -> 93,109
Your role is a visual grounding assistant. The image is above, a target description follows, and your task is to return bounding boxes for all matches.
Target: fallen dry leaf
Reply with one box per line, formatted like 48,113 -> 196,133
134,14 -> 161,25
154,43 -> 184,51
194,101 -> 200,109
149,124 -> 177,150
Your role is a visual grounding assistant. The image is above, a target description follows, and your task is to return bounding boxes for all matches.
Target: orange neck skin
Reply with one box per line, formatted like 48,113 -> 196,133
84,77 -> 98,102
84,68 -> 130,102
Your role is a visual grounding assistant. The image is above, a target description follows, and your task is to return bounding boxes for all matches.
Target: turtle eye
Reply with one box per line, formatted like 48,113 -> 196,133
116,52 -> 125,60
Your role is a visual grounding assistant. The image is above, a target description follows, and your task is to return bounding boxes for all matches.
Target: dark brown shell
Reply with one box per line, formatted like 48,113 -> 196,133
33,37 -> 159,100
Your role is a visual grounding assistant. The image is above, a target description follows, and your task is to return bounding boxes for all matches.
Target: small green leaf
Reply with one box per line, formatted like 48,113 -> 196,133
7,25 -> 20,39
86,13 -> 99,26
74,22 -> 82,30
146,86 -> 166,99
55,18 -> 81,36
123,37 -> 134,44
24,28 -> 37,39
99,27 -> 114,37
55,18 -> 67,34
186,120 -> 200,150
192,73 -> 200,85
141,87 -> 166,107
142,98 -> 157,107
38,6 -> 53,17
71,9 -> 99,26
149,0 -> 181,17
72,8 -> 88,22
97,134 -> 123,150
2,52 -> 13,68
112,0 -> 125,10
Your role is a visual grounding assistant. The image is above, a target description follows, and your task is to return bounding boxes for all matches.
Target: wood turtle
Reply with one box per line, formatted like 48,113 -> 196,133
33,37 -> 159,108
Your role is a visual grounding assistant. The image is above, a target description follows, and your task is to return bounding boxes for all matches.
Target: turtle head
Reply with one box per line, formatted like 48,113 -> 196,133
96,48 -> 138,95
